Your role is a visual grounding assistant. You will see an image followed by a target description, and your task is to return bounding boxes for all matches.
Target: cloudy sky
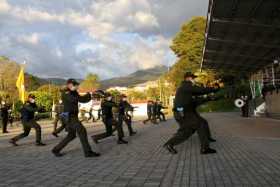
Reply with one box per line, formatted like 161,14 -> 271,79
0,0 -> 208,79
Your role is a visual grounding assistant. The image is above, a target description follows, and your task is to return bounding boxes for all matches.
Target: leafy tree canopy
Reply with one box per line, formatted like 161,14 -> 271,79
167,17 -> 218,88
80,73 -> 100,90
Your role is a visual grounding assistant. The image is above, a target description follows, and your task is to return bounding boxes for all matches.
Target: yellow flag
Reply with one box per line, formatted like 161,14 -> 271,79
16,67 -> 25,103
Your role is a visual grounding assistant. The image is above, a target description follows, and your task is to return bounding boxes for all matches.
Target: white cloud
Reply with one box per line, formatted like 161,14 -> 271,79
129,11 -> 159,28
17,33 -> 41,45
0,0 -> 10,13
0,0 -> 207,79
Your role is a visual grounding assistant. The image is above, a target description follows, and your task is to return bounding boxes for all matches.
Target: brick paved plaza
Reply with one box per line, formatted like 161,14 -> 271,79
0,113 -> 280,187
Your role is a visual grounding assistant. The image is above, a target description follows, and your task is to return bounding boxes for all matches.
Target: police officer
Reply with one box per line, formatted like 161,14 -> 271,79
52,99 -> 65,137
156,100 -> 167,122
152,100 -> 158,124
241,95 -> 249,117
1,101 -> 9,133
92,93 -> 128,144
143,100 -> 157,124
52,79 -> 100,157
164,72 -> 219,155
9,94 -> 46,146
119,95 -> 136,136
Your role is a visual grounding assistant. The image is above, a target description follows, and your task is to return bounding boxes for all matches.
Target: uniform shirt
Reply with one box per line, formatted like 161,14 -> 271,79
157,104 -> 166,113
21,101 -> 38,122
119,100 -> 133,115
61,88 -> 91,116
0,104 -> 9,119
101,100 -> 117,118
174,80 -> 217,112
54,104 -> 64,114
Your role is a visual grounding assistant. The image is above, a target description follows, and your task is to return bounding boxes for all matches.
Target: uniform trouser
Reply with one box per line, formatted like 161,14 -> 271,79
53,115 -> 60,132
53,117 -> 92,155
143,113 -> 157,124
117,115 -> 125,139
158,112 -> 166,121
199,117 -> 212,139
143,113 -> 152,123
124,116 -> 134,135
53,115 -> 66,134
92,117 -> 116,141
12,120 -> 42,143
165,118 -> 209,150
241,105 -> 249,117
1,117 -> 8,133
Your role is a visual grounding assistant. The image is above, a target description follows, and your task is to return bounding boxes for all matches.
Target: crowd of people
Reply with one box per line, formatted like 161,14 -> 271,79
2,71 -> 221,157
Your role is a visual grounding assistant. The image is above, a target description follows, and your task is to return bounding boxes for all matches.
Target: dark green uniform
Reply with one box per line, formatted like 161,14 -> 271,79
119,100 -> 135,136
53,103 -> 65,134
0,103 -> 9,133
52,88 -> 94,156
92,99 -> 127,142
165,80 -> 218,150
11,101 -> 43,144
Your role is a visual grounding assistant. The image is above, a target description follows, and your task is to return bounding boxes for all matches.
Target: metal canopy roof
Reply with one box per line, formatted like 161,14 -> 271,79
201,0 -> 280,73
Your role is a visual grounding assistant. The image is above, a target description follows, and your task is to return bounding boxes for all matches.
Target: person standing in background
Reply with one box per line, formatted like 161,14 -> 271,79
1,101 -> 9,133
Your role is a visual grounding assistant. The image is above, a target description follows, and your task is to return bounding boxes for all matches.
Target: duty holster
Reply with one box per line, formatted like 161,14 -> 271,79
59,112 -> 70,123
173,107 -> 185,121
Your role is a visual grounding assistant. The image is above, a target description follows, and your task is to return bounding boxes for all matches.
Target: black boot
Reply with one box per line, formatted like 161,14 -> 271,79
129,131 -> 137,136
9,139 -> 18,146
36,142 -> 46,146
117,139 -> 128,144
52,150 -> 64,157
85,151 -> 101,157
208,137 -> 216,142
201,147 -> 217,155
52,132 -> 59,138
163,144 -> 177,154
92,136 -> 99,144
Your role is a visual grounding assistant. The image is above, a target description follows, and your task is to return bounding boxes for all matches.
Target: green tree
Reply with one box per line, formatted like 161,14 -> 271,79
167,17 -> 217,88
146,87 -> 160,100
37,84 -> 61,102
80,73 -> 100,90
127,90 -> 147,102
29,91 -> 53,112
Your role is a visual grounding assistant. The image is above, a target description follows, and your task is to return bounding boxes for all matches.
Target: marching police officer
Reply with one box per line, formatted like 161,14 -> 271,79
164,72 -> 219,155
156,100 -> 167,122
52,99 -> 65,137
119,95 -> 136,136
92,93 -> 128,144
1,100 -> 9,133
52,79 -> 100,157
143,100 -> 157,124
9,94 -> 46,146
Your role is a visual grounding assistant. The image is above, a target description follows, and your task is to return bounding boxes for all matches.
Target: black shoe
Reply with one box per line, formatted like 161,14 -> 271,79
201,148 -> 217,155
9,139 -> 18,146
129,131 -> 137,136
52,150 -> 64,157
164,144 -> 177,154
52,132 -> 59,138
117,139 -> 128,144
36,142 -> 46,146
92,137 -> 98,144
208,138 -> 216,142
85,151 -> 101,157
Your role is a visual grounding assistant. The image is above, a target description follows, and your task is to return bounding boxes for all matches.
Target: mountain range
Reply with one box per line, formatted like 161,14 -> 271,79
41,65 -> 168,89
100,65 -> 168,89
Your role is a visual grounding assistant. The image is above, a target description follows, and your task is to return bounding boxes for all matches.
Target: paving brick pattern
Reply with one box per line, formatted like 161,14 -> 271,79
0,113 -> 279,187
